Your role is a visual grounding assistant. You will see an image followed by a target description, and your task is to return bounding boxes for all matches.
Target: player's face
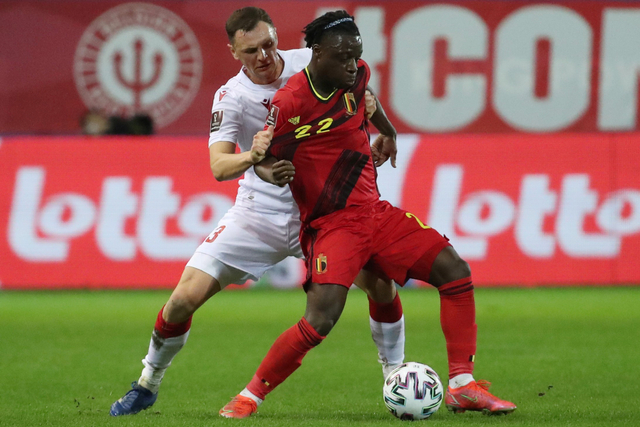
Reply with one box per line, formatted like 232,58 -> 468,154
316,33 -> 363,89
229,21 -> 282,85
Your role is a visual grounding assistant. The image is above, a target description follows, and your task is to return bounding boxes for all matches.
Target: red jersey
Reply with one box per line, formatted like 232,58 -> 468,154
266,60 -> 379,224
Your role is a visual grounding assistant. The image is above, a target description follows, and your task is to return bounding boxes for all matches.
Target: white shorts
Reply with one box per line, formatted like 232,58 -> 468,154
186,205 -> 303,287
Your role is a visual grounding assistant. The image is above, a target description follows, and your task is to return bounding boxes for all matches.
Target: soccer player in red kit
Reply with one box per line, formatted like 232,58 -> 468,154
219,10 -> 517,418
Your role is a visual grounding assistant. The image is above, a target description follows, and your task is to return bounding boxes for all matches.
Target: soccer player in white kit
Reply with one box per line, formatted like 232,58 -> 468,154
110,7 -> 404,416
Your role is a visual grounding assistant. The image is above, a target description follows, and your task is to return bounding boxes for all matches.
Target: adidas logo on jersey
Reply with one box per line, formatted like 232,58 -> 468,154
288,116 -> 300,125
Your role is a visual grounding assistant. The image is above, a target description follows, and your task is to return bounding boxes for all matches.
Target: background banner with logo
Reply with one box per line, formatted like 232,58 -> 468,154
1,135 -> 639,289
3,1 -> 640,134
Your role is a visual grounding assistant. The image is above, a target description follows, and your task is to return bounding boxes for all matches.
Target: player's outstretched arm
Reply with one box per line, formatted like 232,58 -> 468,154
366,86 -> 397,168
209,141 -> 257,181
208,123 -> 277,181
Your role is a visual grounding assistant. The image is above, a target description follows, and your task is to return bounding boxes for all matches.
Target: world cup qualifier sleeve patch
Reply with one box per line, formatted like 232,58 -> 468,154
210,110 -> 224,132
266,105 -> 279,128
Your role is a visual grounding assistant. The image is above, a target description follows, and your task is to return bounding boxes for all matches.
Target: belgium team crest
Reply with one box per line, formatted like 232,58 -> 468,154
343,92 -> 357,116
315,253 -> 328,274
73,3 -> 202,128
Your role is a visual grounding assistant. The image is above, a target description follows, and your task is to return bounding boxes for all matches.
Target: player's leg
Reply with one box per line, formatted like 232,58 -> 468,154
353,270 -> 405,379
111,255 -> 251,416
221,216 -> 367,418
110,264 -> 233,416
408,245 -> 516,415
111,206 -> 292,415
137,266 -> 223,392
291,209 -> 405,379
418,246 -> 475,383
220,283 -> 349,418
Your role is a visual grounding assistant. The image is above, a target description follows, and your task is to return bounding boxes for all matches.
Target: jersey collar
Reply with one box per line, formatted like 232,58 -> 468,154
304,67 -> 338,103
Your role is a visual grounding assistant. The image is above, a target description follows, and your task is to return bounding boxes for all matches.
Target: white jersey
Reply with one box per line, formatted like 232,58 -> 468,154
208,48 -> 312,214
187,49 -> 311,285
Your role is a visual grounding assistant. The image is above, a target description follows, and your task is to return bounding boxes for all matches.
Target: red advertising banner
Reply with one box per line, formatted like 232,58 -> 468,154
0,136 -> 239,288
395,133 -> 640,286
3,1 -> 640,135
1,135 -> 639,289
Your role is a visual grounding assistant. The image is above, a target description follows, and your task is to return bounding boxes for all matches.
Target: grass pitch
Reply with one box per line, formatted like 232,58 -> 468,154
1,286 -> 638,426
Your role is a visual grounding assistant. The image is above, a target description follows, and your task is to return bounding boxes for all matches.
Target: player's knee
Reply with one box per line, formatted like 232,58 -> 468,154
164,294 -> 198,321
176,291 -> 199,310
171,287 -> 199,311
367,278 -> 396,304
304,303 -> 343,336
437,257 -> 471,284
304,283 -> 348,335
165,282 -> 212,322
429,247 -> 472,286
354,271 -> 395,304
452,258 -> 472,280
305,313 -> 338,336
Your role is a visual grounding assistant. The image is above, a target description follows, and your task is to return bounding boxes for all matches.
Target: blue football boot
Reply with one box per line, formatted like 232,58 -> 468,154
110,381 -> 158,416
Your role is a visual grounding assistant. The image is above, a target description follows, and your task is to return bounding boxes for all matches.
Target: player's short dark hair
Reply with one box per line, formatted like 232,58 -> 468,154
303,10 -> 359,48
226,7 -> 274,44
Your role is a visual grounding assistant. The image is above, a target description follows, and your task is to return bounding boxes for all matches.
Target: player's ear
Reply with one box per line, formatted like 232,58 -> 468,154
228,43 -> 239,60
311,43 -> 322,58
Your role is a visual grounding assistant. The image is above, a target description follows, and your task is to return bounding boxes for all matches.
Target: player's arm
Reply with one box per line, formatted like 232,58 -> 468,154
209,141 -> 259,181
254,157 -> 295,187
208,89 -> 265,181
251,125 -> 295,187
366,85 -> 398,168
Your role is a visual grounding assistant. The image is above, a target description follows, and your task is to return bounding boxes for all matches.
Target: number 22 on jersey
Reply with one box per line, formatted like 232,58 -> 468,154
294,118 -> 333,139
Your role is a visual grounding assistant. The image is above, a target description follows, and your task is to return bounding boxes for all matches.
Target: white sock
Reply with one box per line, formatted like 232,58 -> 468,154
370,315 -> 405,375
239,388 -> 263,406
449,373 -> 475,389
138,330 -> 190,393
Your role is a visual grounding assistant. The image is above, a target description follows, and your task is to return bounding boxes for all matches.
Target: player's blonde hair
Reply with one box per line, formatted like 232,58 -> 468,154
226,7 -> 274,44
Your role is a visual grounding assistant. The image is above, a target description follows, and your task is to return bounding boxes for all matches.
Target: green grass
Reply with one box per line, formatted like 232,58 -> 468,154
1,287 -> 638,426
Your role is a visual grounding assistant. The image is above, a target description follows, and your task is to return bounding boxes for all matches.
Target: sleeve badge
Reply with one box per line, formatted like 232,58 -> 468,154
210,110 -> 224,132
266,105 -> 280,127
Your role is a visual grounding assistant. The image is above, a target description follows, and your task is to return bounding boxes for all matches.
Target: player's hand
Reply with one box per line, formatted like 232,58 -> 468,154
271,160 -> 295,187
364,90 -> 377,120
250,125 -> 274,164
371,133 -> 397,168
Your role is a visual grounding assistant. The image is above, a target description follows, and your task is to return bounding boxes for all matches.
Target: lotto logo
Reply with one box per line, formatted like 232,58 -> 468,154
7,167 -> 233,262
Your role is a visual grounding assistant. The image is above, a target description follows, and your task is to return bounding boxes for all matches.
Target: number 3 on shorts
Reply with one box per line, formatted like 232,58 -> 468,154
205,225 -> 226,243
406,212 -> 431,229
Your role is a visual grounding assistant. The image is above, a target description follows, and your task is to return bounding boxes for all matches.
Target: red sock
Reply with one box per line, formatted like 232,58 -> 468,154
247,317 -> 324,399
438,277 -> 477,378
368,292 -> 403,323
154,305 -> 192,338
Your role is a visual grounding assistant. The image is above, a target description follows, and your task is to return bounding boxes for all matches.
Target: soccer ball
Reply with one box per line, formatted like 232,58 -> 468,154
383,362 -> 443,421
